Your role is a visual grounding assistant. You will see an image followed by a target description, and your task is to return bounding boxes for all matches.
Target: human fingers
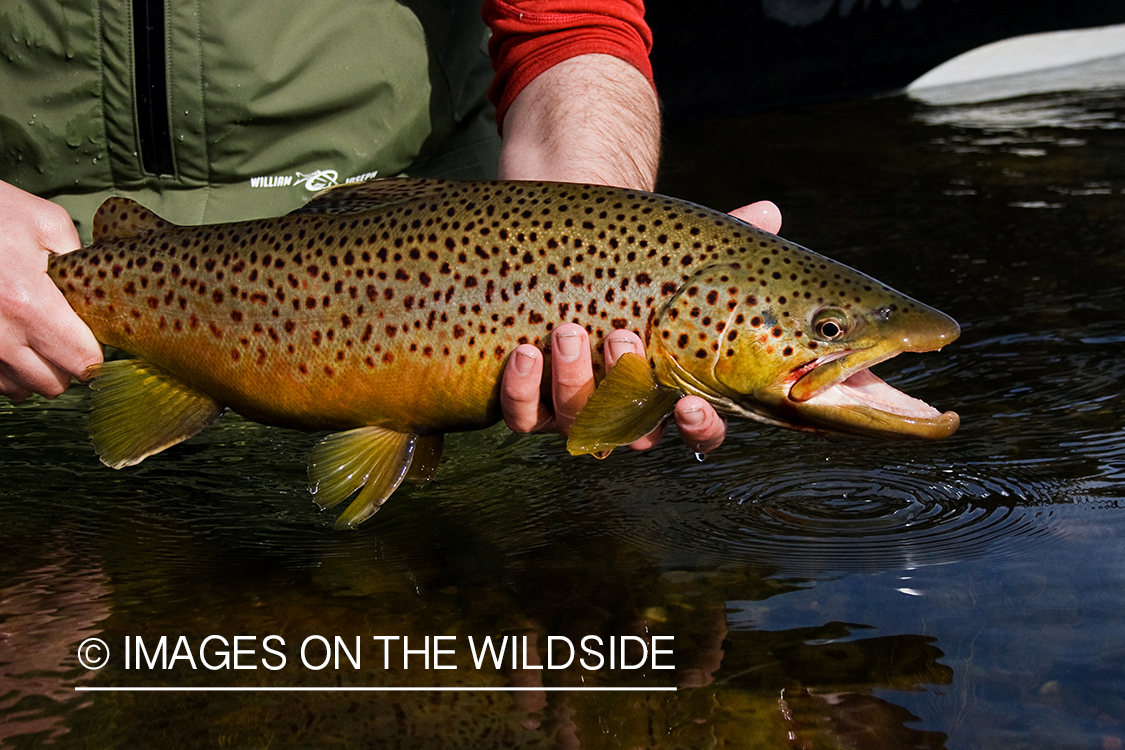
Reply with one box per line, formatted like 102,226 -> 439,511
549,323 -> 595,437
728,200 -> 782,235
673,396 -> 727,456
0,182 -> 102,398
0,369 -> 33,402
603,328 -> 667,450
501,344 -> 554,433
0,339 -> 73,401
23,292 -> 103,384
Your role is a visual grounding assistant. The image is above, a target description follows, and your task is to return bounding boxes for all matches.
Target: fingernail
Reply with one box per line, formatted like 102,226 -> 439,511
680,405 -> 706,427
555,332 -> 583,363
512,350 -> 536,376
606,335 -> 636,362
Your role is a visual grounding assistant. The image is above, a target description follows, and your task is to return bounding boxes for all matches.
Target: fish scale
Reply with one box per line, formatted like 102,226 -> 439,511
46,178 -> 960,527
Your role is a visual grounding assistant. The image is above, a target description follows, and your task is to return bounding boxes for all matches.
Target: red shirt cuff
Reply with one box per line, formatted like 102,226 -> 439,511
483,0 -> 655,129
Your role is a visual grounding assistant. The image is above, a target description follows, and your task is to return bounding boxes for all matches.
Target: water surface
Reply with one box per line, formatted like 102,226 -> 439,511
2,86 -> 1124,749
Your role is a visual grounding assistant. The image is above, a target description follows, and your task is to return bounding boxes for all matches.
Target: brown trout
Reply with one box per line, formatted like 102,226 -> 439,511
47,178 -> 959,527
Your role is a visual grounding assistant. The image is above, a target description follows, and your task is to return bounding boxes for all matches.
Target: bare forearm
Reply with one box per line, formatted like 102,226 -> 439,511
497,54 -> 661,191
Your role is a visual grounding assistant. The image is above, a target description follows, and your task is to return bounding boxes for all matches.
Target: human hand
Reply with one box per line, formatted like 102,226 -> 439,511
500,199 -> 783,455
0,181 -> 103,401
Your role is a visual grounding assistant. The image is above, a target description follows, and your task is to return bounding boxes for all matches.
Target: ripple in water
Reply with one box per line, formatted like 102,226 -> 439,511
605,447 -> 1086,577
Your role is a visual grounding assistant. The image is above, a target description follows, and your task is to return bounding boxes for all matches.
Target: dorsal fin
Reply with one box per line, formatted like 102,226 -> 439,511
289,177 -> 457,217
92,197 -> 173,242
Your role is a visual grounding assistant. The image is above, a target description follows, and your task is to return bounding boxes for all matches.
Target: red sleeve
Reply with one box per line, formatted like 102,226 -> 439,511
483,0 -> 655,129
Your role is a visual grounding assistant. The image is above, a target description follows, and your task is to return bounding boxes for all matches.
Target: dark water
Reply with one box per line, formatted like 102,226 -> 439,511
2,87 -> 1124,749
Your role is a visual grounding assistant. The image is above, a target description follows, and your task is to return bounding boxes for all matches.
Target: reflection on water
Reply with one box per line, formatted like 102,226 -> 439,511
2,87 -> 1125,748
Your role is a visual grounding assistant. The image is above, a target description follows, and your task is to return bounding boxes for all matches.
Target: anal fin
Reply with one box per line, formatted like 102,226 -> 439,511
307,426 -> 419,529
567,352 -> 681,457
86,359 -> 225,469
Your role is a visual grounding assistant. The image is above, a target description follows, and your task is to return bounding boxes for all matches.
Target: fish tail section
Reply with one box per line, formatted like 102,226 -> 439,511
307,426 -> 418,529
404,434 -> 444,485
567,352 -> 681,457
86,359 -> 225,469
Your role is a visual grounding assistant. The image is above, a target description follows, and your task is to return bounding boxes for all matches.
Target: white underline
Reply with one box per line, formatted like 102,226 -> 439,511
76,686 -> 676,693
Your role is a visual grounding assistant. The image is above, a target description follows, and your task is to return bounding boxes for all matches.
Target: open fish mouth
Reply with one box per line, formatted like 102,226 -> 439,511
786,350 -> 959,439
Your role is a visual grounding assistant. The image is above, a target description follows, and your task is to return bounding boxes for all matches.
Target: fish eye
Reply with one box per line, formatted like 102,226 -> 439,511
813,309 -> 849,341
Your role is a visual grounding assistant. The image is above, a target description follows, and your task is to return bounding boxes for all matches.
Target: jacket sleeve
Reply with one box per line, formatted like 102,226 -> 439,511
483,0 -> 655,128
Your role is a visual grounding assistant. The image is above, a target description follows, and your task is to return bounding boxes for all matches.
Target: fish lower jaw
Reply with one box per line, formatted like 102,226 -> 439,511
794,368 -> 960,438
804,368 -> 941,418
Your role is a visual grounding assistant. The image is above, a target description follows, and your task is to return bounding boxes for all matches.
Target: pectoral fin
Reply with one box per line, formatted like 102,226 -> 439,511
567,352 -> 681,457
307,426 -> 419,529
86,359 -> 225,469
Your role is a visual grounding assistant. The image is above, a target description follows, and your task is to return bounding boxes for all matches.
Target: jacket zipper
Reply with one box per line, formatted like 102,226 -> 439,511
133,0 -> 175,176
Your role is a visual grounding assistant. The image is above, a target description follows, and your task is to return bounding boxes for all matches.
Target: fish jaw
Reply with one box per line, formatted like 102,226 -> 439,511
782,310 -> 961,439
784,356 -> 960,439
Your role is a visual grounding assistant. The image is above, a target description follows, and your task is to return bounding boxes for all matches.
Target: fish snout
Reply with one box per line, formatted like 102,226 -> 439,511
891,307 -> 960,353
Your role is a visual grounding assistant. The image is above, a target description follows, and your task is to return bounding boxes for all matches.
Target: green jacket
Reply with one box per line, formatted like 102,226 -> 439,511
0,0 -> 499,242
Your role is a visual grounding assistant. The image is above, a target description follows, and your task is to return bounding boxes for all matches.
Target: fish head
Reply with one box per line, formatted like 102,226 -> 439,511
651,252 -> 960,440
